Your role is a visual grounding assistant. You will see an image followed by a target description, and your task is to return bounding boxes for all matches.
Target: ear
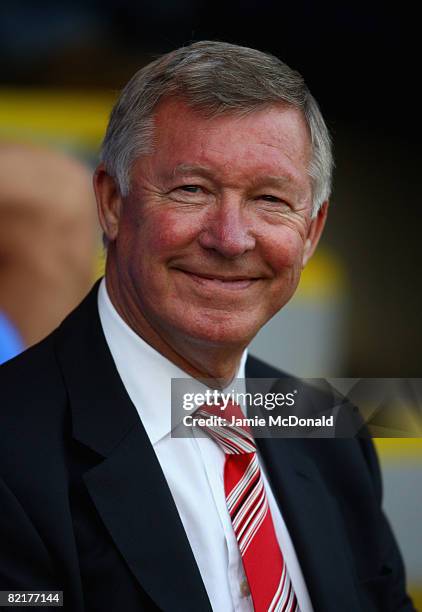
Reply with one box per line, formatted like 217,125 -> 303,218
93,164 -> 123,243
302,201 -> 329,267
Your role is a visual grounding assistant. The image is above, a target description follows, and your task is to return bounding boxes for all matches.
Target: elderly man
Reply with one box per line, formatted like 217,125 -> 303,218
0,42 -> 414,612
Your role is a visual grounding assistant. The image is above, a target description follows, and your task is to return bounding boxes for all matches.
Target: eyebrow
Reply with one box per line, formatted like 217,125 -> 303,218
173,164 -> 295,188
250,175 -> 293,189
172,164 -> 215,180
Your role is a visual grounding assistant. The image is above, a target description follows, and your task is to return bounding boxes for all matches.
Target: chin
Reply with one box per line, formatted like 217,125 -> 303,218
172,312 -> 264,348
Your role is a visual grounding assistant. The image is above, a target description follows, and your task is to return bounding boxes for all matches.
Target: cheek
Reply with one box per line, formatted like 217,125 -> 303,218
261,227 -> 305,272
142,210 -> 201,255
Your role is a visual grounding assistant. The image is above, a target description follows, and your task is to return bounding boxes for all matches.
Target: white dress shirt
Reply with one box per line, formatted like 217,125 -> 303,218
98,278 -> 313,612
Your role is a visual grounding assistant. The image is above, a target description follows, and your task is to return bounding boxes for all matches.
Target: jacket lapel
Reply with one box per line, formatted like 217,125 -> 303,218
54,283 -> 212,612
246,357 -> 360,611
255,437 -> 361,611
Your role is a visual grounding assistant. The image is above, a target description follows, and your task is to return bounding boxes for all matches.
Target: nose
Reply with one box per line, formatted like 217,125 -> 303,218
198,197 -> 256,259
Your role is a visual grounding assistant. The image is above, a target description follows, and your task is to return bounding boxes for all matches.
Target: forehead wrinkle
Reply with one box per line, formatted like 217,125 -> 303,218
259,140 -> 311,168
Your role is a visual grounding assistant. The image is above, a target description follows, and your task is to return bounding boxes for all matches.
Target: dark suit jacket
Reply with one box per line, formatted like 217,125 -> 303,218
0,283 -> 415,611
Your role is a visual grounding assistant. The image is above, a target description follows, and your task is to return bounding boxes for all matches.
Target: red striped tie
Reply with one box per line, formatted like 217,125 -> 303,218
196,402 -> 299,612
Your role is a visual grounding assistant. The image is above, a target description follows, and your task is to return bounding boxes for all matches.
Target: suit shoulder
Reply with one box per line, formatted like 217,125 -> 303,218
0,332 -> 73,524
0,331 -> 67,430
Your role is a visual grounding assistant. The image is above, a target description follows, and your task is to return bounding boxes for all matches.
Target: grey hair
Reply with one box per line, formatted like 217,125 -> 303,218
101,40 -> 333,216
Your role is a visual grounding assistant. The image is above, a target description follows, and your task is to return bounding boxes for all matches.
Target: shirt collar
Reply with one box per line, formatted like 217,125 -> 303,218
97,278 -> 247,445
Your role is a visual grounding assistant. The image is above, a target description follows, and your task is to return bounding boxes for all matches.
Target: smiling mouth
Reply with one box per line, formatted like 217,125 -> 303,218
175,269 -> 261,290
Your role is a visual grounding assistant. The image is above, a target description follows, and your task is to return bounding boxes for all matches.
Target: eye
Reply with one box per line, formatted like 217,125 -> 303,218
177,185 -> 202,193
259,195 -> 282,203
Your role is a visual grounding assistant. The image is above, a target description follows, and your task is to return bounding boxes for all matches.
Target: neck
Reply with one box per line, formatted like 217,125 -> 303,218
104,267 -> 245,388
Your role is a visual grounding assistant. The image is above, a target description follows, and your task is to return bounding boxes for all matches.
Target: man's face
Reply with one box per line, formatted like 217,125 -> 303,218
104,98 -> 326,349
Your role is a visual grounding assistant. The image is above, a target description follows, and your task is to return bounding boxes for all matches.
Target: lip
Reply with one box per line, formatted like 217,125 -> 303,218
174,268 -> 260,290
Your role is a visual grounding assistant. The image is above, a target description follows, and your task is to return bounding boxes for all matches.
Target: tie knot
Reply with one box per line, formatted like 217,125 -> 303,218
195,401 -> 256,454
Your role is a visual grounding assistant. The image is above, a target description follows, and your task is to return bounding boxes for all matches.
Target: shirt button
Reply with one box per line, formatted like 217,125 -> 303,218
240,579 -> 250,598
